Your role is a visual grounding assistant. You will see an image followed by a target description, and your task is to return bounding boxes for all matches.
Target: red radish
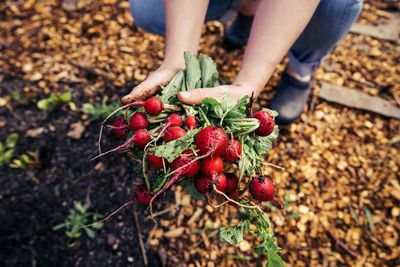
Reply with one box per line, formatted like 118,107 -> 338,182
224,139 -> 242,162
196,126 -> 228,156
170,150 -> 200,177
147,154 -> 165,170
131,129 -> 151,148
225,173 -> 239,194
201,156 -> 223,176
149,151 -> 199,211
254,111 -> 275,136
92,129 -> 151,160
152,114 -> 183,143
228,188 -> 239,199
212,173 -> 227,192
111,116 -> 128,139
135,184 -> 153,206
129,112 -> 148,130
194,176 -> 212,194
143,97 -> 163,116
227,188 -> 239,206
167,113 -> 183,127
97,97 -> 163,153
185,116 -> 197,130
195,173 -> 227,194
249,175 -> 275,202
164,127 -> 186,142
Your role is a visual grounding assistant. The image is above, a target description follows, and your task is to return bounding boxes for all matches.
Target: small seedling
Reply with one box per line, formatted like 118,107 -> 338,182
37,92 -> 72,111
9,151 -> 40,169
81,96 -> 121,120
0,133 -> 19,165
53,202 -> 103,243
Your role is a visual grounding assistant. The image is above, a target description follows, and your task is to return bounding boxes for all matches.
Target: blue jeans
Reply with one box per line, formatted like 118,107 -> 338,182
130,0 -> 363,76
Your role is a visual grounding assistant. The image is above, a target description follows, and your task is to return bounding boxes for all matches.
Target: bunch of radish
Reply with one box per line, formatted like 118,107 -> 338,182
94,52 -> 285,264
98,99 -> 280,210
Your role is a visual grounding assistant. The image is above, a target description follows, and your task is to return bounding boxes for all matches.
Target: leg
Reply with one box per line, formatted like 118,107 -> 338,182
223,0 -> 260,50
270,0 -> 363,125
130,0 -> 233,35
288,0 -> 364,77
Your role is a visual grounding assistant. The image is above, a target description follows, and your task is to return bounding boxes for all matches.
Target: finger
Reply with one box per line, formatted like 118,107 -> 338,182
121,84 -> 159,104
177,87 -> 228,105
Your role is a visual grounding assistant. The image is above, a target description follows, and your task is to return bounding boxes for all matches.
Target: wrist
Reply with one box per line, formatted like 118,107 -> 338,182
159,59 -> 184,73
234,65 -> 274,95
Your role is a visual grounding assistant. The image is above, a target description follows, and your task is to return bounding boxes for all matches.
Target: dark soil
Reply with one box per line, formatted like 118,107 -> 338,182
0,78 -> 162,267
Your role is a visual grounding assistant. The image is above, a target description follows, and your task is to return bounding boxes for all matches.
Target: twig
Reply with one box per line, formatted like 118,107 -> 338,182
263,161 -> 286,171
144,204 -> 180,221
133,208 -> 148,266
81,200 -> 133,228
326,228 -> 357,257
213,200 -> 229,208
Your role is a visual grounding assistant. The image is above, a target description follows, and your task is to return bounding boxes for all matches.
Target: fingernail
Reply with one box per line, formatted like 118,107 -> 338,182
179,91 -> 191,99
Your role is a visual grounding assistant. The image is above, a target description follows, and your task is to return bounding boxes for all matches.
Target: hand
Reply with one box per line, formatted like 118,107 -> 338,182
121,66 -> 180,104
177,83 -> 258,105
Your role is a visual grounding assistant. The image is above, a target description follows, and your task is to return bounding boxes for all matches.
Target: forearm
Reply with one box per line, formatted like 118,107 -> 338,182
163,0 -> 209,69
235,0 -> 320,92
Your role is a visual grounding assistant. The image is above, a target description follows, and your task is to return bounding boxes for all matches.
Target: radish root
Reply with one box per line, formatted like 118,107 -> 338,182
212,184 -> 263,212
149,171 -> 183,220
97,101 -> 144,154
81,199 -> 134,228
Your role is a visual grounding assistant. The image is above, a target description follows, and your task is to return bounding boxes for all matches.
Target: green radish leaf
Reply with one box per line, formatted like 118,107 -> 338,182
151,174 -> 169,193
160,70 -> 185,103
182,178 -> 205,200
254,126 -> 279,156
267,250 -> 285,267
224,96 -> 249,120
151,128 -> 200,162
202,97 -> 224,118
199,54 -> 219,88
238,142 -> 252,179
184,52 -> 201,89
220,219 -> 250,245
262,108 -> 279,117
202,97 -> 219,107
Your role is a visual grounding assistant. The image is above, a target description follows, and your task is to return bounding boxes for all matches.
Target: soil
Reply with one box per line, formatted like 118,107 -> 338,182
0,78 -> 161,267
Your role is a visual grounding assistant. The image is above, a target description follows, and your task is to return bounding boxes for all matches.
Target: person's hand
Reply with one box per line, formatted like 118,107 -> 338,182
121,65 -> 181,104
177,83 -> 257,105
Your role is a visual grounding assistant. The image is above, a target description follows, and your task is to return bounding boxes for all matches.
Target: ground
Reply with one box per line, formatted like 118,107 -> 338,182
0,1 -> 399,267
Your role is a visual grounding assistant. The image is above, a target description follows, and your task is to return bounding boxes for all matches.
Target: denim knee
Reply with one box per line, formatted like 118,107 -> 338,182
129,0 -> 166,35
290,0 -> 363,69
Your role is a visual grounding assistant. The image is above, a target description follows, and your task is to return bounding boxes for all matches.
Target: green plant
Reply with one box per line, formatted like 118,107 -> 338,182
82,97 -> 121,120
53,202 -> 103,242
0,133 -> 19,165
9,151 -> 40,169
37,92 -> 72,111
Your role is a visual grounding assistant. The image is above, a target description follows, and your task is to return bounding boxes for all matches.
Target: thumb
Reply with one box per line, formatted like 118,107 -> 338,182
177,88 -> 208,105
177,86 -> 232,105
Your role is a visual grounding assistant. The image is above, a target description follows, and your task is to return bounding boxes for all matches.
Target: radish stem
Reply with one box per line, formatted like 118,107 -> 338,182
98,101 -> 144,154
